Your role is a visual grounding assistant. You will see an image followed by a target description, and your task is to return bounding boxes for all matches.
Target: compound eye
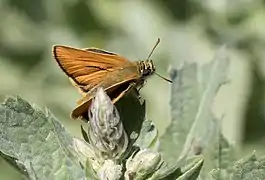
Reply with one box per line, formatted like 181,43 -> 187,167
143,69 -> 151,76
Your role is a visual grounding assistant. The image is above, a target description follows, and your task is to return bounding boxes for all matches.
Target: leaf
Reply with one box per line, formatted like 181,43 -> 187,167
0,96 -> 85,180
134,119 -> 158,150
229,152 -> 265,180
147,156 -> 203,180
0,151 -> 28,178
147,163 -> 181,180
176,157 -> 204,180
85,159 -> 97,180
81,125 -> 90,143
159,63 -> 199,162
159,46 -> 229,163
205,133 -> 237,180
115,90 -> 146,142
115,90 -> 146,159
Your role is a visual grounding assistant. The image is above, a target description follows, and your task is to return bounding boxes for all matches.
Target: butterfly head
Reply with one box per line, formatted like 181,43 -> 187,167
138,60 -> 156,78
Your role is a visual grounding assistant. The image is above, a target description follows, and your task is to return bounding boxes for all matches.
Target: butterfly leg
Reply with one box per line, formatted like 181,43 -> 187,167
131,87 -> 141,100
137,80 -> 147,91
129,80 -> 147,101
113,82 -> 137,103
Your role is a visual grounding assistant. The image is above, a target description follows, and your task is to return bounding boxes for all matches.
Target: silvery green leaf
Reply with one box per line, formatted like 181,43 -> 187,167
146,163 -> 181,180
134,119 -> 159,150
72,137 -> 100,172
205,133 -> 237,180
159,63 -> 199,162
85,159 -> 97,180
229,152 -> 265,180
160,46 -> 229,164
176,157 -> 204,180
0,151 -> 28,178
0,96 -> 85,180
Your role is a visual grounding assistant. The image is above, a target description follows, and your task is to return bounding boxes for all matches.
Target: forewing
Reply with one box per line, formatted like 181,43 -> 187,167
53,45 -> 134,91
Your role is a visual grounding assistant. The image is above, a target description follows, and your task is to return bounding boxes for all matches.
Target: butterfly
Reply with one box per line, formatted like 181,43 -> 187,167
53,38 -> 171,120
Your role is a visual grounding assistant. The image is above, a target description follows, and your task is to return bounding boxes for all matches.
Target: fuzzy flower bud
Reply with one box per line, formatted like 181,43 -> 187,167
88,87 -> 128,160
97,160 -> 123,180
125,149 -> 162,180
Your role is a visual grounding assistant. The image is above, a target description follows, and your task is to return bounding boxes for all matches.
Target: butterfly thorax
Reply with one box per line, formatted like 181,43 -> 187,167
137,60 -> 156,78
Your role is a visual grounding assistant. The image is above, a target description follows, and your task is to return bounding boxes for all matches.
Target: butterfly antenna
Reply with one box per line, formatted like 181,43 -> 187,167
146,38 -> 161,60
154,72 -> 173,83
146,38 -> 172,83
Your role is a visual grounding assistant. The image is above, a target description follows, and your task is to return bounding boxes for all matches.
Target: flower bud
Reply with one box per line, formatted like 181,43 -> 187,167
125,149 -> 162,180
88,87 -> 128,160
97,160 -> 122,180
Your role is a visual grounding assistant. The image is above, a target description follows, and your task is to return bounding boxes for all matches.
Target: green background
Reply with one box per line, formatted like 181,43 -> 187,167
0,0 -> 265,179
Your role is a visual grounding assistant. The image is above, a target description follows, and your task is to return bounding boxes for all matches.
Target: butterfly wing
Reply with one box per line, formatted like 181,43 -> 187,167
71,65 -> 143,119
53,45 -> 143,120
71,80 -> 137,120
53,45 -> 136,92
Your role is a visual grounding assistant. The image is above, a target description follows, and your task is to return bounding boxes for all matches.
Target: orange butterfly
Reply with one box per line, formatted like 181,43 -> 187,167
53,38 -> 171,120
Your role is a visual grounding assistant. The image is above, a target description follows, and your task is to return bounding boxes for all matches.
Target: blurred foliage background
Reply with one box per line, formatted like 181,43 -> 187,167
0,0 -> 265,179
